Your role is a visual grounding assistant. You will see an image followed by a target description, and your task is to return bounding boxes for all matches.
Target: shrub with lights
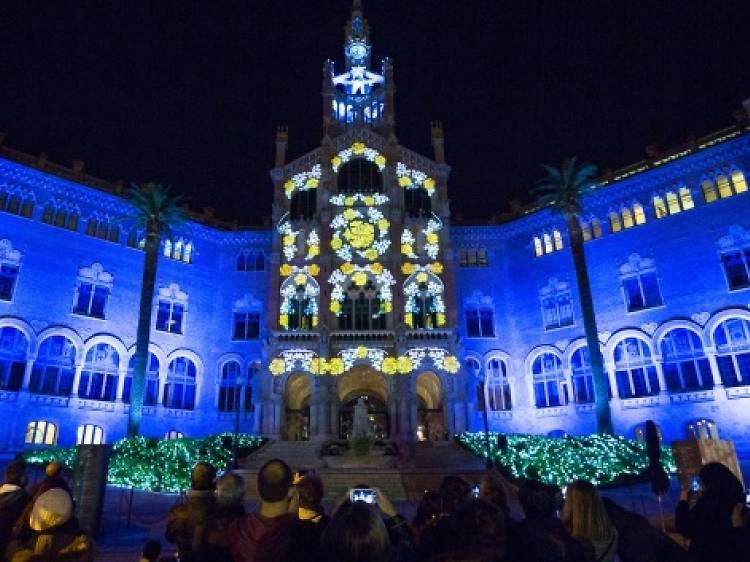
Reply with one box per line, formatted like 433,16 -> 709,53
22,433 -> 266,493
458,432 -> 676,487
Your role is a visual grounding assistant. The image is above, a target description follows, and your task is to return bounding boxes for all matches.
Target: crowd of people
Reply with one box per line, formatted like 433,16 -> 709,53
0,457 -> 749,562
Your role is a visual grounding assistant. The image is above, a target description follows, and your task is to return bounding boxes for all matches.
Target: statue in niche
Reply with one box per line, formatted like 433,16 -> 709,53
351,397 -> 372,440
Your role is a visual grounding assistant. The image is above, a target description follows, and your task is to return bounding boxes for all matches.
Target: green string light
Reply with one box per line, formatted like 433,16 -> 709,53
22,433 -> 266,493
458,432 -> 676,487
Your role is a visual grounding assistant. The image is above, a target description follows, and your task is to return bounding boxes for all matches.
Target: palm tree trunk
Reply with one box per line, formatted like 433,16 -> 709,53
127,223 -> 160,437
565,215 -> 614,435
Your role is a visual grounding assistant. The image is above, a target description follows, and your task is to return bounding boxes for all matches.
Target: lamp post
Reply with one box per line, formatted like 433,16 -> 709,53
232,375 -> 246,469
478,383 -> 493,469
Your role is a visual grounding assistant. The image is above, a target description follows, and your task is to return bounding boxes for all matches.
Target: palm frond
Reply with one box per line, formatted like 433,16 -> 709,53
532,157 -> 599,217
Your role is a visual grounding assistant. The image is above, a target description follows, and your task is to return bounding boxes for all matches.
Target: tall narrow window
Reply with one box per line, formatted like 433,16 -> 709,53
237,250 -> 265,271
531,353 -> 565,408
609,212 -> 622,233
731,169 -> 748,194
218,361 -> 242,412
155,284 -> 188,334
702,179 -> 718,203
539,278 -> 574,330
633,203 -> 646,225
486,358 -> 512,411
571,347 -> 595,403
717,226 -> 750,291
25,421 -> 58,445
679,187 -> 694,210
620,254 -> 663,312
72,263 -> 113,319
622,208 -> 634,229
713,317 -> 750,387
163,356 -> 197,410
533,237 -> 543,257
78,343 -> 119,401
0,239 -> 22,301
653,196 -> 667,219
0,326 -> 28,391
613,338 -> 659,398
123,352 -> 160,405
29,336 -> 76,396
717,175 -> 732,198
76,424 -> 104,445
233,311 -> 260,340
660,328 -> 712,392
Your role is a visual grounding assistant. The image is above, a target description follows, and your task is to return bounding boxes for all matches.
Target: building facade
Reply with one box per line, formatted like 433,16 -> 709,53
1,2 -> 750,457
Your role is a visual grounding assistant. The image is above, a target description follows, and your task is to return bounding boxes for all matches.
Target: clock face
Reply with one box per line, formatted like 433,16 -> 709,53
350,43 -> 367,60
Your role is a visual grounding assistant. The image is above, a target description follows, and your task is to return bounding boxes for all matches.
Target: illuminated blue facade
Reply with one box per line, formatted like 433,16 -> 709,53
1,1 -> 750,459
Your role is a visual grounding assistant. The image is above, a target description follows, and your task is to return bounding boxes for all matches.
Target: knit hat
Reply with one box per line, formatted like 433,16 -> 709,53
29,488 -> 73,531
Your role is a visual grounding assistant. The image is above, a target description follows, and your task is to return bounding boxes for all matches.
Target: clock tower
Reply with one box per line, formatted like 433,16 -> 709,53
262,1 -> 466,444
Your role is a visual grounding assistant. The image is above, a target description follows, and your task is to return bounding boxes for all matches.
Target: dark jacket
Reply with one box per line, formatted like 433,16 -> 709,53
228,512 -> 297,562
0,485 -> 29,551
507,517 -> 587,562
165,490 -> 216,562
676,498 -> 736,562
192,503 -> 245,562
6,520 -> 93,562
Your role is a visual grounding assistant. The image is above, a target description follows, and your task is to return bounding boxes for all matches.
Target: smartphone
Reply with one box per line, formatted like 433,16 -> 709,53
745,489 -> 750,506
350,488 -> 377,504
690,476 -> 701,493
471,483 -> 480,498
561,486 -> 568,500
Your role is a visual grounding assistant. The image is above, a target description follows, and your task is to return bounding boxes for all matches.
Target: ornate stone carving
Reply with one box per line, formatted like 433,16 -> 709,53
640,322 -> 658,335
691,312 -> 711,326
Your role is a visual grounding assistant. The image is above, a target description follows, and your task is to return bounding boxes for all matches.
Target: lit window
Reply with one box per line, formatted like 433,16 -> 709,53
155,284 -> 188,334
702,179 -> 718,203
78,343 -> 119,401
338,280 -> 386,331
85,215 -> 120,242
533,237 -> 543,256
127,229 -> 145,250
622,208 -> 634,229
713,317 -> 750,387
25,420 -> 58,446
40,200 -> 78,230
653,196 -> 667,219
534,232 -> 563,256
580,223 -> 592,242
620,254 -> 663,312
29,336 -> 76,396
613,338 -> 659,398
591,219 -> 602,238
660,329 -> 712,392
218,361 -> 243,412
633,203 -> 646,225
679,187 -> 694,210
164,238 -> 193,264
0,189 -> 35,219
486,358 -> 512,411
531,353 -> 565,408
717,175 -> 732,199
0,239 -> 21,301
609,212 -> 622,233
465,306 -> 495,338
543,233 -> 553,254
165,430 -> 184,440
123,352 -> 160,406
731,169 -> 748,194
634,422 -> 662,443
233,311 -> 260,340
163,357 -> 197,410
76,424 -> 104,445
0,326 -> 29,391
687,419 -> 719,440
539,278 -> 574,330
72,264 -> 112,319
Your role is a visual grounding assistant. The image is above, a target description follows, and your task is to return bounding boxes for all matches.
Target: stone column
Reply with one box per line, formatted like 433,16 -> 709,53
605,362 -> 619,398
705,349 -> 727,401
21,356 -> 36,391
115,367 -> 128,401
653,361 -> 669,399
388,398 -> 398,438
70,363 -> 84,397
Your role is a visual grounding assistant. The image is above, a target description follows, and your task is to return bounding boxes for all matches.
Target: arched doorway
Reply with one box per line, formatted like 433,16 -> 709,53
285,373 -> 311,441
337,366 -> 389,439
416,371 -> 444,441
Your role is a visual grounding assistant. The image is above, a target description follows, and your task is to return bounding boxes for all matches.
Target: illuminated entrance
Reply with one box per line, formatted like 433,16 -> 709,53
416,371 -> 445,441
285,372 -> 311,441
337,366 -> 390,439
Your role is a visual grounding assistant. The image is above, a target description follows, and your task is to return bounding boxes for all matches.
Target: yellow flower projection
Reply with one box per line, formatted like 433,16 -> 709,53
282,164 -> 322,199
330,206 -> 390,261
344,220 -> 376,249
331,142 -> 386,172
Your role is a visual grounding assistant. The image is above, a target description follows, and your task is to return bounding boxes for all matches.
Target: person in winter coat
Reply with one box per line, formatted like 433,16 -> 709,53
0,460 -> 29,555
292,472 -> 330,560
228,459 -> 300,562
191,471 -> 246,562
165,463 -> 217,562
5,487 -> 93,562
562,481 -> 617,562
675,462 -> 745,562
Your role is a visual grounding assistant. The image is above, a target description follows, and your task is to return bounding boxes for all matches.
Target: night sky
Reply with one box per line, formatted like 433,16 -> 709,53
1,1 -> 749,225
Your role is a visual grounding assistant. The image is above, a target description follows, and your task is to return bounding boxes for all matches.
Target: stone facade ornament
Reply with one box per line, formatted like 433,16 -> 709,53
640,322 -> 658,335
691,312 -> 711,326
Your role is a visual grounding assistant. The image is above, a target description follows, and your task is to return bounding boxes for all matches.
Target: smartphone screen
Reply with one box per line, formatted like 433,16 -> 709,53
471,483 -> 480,498
745,489 -> 750,506
350,488 -> 377,504
690,476 -> 701,493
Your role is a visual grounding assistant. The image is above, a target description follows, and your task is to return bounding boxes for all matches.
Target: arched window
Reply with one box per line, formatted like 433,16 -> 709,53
280,275 -> 319,331
666,192 -> 680,215
290,190 -> 317,221
731,169 -> 748,194
702,178 -> 718,203
717,174 -> 732,198
531,353 -> 565,408
164,238 -> 193,263
571,347 -> 595,403
218,361 -> 242,412
533,236 -> 543,256
338,159 -> 383,193
653,196 -> 667,219
687,418 -> 719,440
405,188 -> 431,218
619,254 -> 663,312
633,203 -> 646,225
127,229 -> 145,250
237,250 -> 265,272
713,317 -> 750,387
72,263 -> 112,319
123,352 -> 160,406
163,357 -> 197,410
155,284 -> 188,334
465,305 -> 495,338
338,280 -> 386,330
78,343 -> 119,401
613,338 -> 659,398
0,326 -> 29,391
76,424 -> 104,445
486,358 -> 511,411
679,187 -> 694,210
539,278 -> 574,330
622,208 -> 634,229
29,336 -> 76,396
404,272 -> 445,330
0,189 -> 35,218
660,328 -> 712,391
25,420 -> 58,445
164,430 -> 184,440
609,211 -> 622,233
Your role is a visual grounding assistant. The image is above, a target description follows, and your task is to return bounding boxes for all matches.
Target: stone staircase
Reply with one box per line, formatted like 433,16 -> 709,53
237,439 -> 488,502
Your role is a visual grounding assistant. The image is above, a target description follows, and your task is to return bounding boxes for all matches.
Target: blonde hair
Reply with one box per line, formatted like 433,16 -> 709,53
561,480 -> 614,544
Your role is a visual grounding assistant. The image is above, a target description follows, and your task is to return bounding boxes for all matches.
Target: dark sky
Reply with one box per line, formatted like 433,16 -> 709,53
1,1 -> 749,225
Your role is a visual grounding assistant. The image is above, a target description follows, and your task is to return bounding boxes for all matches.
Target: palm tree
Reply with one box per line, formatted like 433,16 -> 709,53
533,158 -> 614,435
127,183 -> 185,437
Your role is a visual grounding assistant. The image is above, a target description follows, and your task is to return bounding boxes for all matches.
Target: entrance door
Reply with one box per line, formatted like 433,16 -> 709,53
416,371 -> 445,441
338,393 -> 389,439
285,373 -> 311,441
